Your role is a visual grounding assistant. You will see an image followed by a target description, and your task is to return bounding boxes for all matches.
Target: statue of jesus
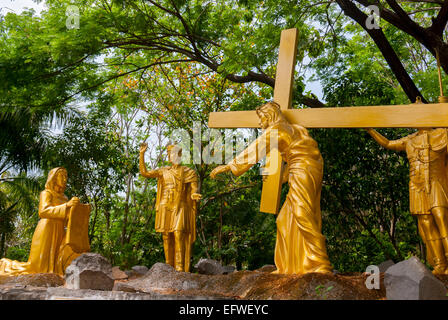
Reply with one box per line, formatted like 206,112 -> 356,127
211,101 -> 333,274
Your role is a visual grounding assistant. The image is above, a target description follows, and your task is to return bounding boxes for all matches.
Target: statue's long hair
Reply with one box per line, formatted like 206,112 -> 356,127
45,167 -> 67,194
256,101 -> 294,135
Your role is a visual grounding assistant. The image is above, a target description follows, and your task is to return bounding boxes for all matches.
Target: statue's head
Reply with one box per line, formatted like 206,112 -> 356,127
256,101 -> 286,129
167,144 -> 182,165
45,167 -> 67,193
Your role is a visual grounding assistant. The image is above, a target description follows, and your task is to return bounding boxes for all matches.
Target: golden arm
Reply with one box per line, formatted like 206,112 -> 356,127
210,127 -> 283,179
190,181 -> 202,201
139,144 -> 160,179
366,128 -> 406,152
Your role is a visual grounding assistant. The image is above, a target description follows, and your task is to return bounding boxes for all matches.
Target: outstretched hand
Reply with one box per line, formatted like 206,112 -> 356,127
210,165 -> 230,179
140,143 -> 148,154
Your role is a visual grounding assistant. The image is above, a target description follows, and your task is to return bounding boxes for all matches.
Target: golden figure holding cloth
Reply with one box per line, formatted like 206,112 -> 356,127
0,167 -> 90,276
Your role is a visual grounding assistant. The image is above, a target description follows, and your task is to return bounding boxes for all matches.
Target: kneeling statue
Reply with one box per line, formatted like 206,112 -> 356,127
0,167 -> 90,275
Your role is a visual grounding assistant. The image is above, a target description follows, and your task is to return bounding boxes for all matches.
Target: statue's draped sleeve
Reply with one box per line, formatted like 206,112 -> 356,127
183,167 -> 199,197
228,126 -> 291,176
228,128 -> 275,176
38,191 -> 67,219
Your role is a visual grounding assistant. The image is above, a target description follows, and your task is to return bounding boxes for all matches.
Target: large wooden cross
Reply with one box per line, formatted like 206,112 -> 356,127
208,28 -> 448,214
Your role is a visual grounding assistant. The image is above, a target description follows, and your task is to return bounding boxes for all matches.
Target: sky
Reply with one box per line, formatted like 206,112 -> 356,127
0,0 -> 324,101
1,0 -> 46,15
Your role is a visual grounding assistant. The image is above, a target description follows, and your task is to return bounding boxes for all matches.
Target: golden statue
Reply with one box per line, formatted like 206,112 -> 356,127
367,128 -> 448,274
139,143 -> 202,272
0,167 -> 91,276
210,101 -> 333,274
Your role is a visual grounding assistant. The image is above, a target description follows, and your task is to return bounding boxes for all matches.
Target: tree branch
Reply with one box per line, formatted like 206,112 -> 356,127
336,0 -> 427,103
354,0 -> 428,44
430,0 -> 448,35
385,0 -> 417,25
398,0 -> 443,3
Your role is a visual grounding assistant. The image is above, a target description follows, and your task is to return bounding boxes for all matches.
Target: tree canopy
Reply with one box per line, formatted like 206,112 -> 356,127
0,0 -> 447,271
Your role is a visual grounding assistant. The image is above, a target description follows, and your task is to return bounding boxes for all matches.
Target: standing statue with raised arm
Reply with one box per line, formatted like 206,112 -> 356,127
139,143 -> 201,272
211,101 -> 333,274
367,127 -> 448,274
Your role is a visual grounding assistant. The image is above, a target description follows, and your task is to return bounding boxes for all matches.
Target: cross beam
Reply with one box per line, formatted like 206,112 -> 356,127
209,103 -> 448,129
208,27 -> 448,215
210,101 -> 448,214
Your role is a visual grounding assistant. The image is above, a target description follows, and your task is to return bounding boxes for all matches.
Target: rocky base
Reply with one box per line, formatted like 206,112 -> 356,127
2,259 -> 448,300
113,263 -> 387,300
0,265 -> 387,300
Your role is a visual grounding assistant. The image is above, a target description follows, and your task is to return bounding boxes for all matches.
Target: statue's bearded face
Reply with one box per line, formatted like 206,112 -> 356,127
168,148 -> 182,165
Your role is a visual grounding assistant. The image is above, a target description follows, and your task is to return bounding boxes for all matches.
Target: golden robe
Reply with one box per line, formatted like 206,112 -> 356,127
0,189 -> 78,275
228,123 -> 332,274
141,165 -> 198,271
145,166 -> 198,236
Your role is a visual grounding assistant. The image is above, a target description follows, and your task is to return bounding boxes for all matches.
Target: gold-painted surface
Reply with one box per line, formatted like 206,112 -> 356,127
273,28 -> 298,110
260,149 -> 284,214
65,204 -> 91,253
368,128 -> 448,274
260,28 -> 298,214
139,143 -> 201,272
209,103 -> 448,129
0,168 -> 90,276
211,102 -> 333,274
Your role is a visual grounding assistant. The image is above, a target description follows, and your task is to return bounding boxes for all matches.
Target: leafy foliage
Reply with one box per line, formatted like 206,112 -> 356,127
1,0 -> 447,272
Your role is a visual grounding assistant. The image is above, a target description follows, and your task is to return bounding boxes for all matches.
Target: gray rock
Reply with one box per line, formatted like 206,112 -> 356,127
147,262 -> 176,275
256,265 -> 277,273
385,256 -> 448,300
0,273 -> 64,287
65,253 -> 114,291
146,263 -> 201,290
48,287 -> 230,300
222,266 -> 236,275
113,262 -> 201,293
131,265 -> 149,275
0,286 -> 48,300
378,260 -> 395,273
194,259 -> 224,275
47,287 -> 188,300
111,266 -> 128,280
0,286 -> 228,300
124,270 -> 133,277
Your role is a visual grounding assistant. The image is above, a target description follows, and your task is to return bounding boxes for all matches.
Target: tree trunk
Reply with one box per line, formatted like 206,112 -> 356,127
121,174 -> 132,245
